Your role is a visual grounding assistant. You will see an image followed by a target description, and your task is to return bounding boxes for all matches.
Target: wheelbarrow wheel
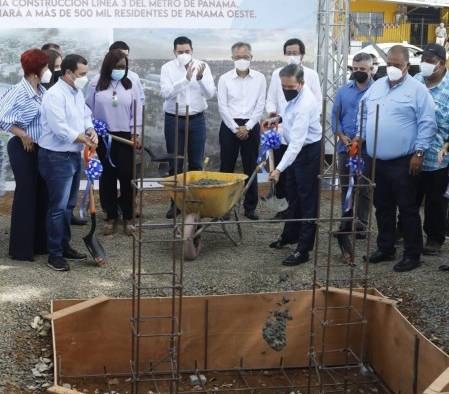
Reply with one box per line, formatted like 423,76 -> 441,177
183,213 -> 202,261
221,208 -> 243,246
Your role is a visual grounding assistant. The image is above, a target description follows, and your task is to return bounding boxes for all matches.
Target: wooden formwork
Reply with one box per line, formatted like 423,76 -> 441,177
46,289 -> 449,394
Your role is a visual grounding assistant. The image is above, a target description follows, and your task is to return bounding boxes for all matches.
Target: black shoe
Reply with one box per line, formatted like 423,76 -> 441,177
63,246 -> 87,261
269,238 -> 295,249
222,212 -> 231,221
393,257 -> 421,272
244,210 -> 259,220
166,201 -> 180,219
47,256 -> 70,272
274,208 -> 289,220
71,214 -> 88,226
364,249 -> 396,264
282,251 -> 309,266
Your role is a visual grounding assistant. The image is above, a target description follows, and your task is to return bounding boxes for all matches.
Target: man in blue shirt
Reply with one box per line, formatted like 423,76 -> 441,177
359,45 -> 437,272
332,52 -> 374,238
39,54 -> 98,272
414,44 -> 449,256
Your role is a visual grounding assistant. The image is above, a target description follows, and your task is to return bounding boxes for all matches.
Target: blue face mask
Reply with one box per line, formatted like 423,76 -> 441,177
111,69 -> 126,81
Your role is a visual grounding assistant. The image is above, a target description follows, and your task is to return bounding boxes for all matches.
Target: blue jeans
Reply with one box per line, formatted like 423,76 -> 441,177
38,148 -> 81,257
164,112 -> 206,175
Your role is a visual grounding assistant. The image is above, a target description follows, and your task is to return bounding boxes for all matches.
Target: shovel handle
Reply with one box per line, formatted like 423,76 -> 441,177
268,150 -> 275,173
110,134 -> 135,147
89,184 -> 96,214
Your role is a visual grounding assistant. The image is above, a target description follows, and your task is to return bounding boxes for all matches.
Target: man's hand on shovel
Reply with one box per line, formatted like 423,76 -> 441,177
269,169 -> 281,183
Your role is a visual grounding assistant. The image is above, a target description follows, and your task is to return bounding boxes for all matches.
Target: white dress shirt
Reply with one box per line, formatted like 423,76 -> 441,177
266,65 -> 322,115
39,79 -> 93,152
217,68 -> 267,132
276,85 -> 322,173
160,58 -> 216,116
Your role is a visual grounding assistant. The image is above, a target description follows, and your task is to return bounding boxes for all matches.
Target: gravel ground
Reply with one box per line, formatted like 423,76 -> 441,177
0,192 -> 448,393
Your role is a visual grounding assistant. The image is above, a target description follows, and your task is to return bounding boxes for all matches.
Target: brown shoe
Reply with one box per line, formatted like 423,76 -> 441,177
103,219 -> 116,236
124,221 -> 136,236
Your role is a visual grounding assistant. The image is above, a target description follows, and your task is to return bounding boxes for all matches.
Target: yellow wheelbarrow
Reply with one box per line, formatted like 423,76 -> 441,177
161,169 -> 259,260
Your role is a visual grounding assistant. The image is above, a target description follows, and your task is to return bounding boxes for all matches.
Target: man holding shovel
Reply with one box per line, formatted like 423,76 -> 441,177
267,64 -> 322,266
38,54 -> 98,272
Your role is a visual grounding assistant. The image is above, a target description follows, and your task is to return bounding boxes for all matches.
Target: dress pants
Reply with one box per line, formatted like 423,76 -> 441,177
164,112 -> 206,175
97,132 -> 133,221
38,148 -> 81,258
219,120 -> 260,213
7,137 -> 47,261
374,155 -> 423,259
416,167 -> 449,245
280,141 -> 321,254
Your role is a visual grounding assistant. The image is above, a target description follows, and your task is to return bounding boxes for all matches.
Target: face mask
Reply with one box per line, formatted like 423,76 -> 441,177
111,69 -> 126,81
287,55 -> 302,65
177,53 -> 192,67
53,69 -> 62,82
420,62 -> 437,78
351,71 -> 369,83
372,65 -> 379,75
234,59 -> 251,71
283,88 -> 299,101
74,75 -> 88,90
40,69 -> 52,84
386,66 -> 404,82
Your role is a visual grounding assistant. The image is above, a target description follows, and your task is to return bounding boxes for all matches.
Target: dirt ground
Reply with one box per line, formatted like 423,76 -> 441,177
0,188 -> 448,393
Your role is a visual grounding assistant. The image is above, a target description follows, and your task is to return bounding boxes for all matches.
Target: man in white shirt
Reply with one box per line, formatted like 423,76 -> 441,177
109,41 -> 145,105
160,36 -> 216,218
266,38 -> 322,219
217,42 -> 266,220
268,64 -> 322,266
38,54 -> 98,272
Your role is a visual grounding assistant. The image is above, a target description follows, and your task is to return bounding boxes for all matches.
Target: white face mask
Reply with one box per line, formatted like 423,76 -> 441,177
177,53 -> 192,67
386,66 -> 404,82
40,69 -> 52,84
74,75 -> 88,90
234,59 -> 251,71
372,65 -> 379,75
287,55 -> 302,65
420,62 -> 437,78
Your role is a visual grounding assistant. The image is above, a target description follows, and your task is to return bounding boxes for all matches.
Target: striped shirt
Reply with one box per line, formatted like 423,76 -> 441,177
415,70 -> 449,171
0,78 -> 46,142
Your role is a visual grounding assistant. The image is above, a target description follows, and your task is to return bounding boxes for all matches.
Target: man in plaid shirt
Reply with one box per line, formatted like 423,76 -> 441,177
415,44 -> 449,256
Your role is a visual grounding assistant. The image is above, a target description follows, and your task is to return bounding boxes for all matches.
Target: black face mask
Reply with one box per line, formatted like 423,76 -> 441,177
283,88 -> 299,102
351,71 -> 369,83
53,70 -> 63,83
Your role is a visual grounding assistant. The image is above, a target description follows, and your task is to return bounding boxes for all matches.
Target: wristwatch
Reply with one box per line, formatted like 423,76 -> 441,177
415,149 -> 424,158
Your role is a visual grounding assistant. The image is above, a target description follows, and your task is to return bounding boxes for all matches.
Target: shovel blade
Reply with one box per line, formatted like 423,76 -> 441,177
261,196 -> 288,213
83,234 -> 107,267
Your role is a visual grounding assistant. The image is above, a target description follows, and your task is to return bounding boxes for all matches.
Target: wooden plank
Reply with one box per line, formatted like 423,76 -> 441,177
47,385 -> 85,394
364,295 -> 449,393
322,287 -> 398,305
424,367 -> 449,393
46,295 -> 109,321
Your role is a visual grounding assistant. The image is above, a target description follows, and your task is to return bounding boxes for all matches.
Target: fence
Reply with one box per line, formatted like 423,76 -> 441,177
351,20 -> 440,48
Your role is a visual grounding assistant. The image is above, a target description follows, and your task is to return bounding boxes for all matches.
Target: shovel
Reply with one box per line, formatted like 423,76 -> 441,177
260,150 -> 288,213
83,150 -> 107,268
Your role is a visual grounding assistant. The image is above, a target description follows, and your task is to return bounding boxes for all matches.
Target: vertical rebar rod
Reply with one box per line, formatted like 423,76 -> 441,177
358,104 -> 380,367
131,99 -> 140,394
175,104 -> 190,393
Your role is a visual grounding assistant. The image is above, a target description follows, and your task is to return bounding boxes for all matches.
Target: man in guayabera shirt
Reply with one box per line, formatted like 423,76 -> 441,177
358,45 -> 437,273
414,44 -> 449,256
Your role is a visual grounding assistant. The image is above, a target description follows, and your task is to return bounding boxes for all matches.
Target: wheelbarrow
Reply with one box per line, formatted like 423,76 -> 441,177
161,167 -> 262,261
